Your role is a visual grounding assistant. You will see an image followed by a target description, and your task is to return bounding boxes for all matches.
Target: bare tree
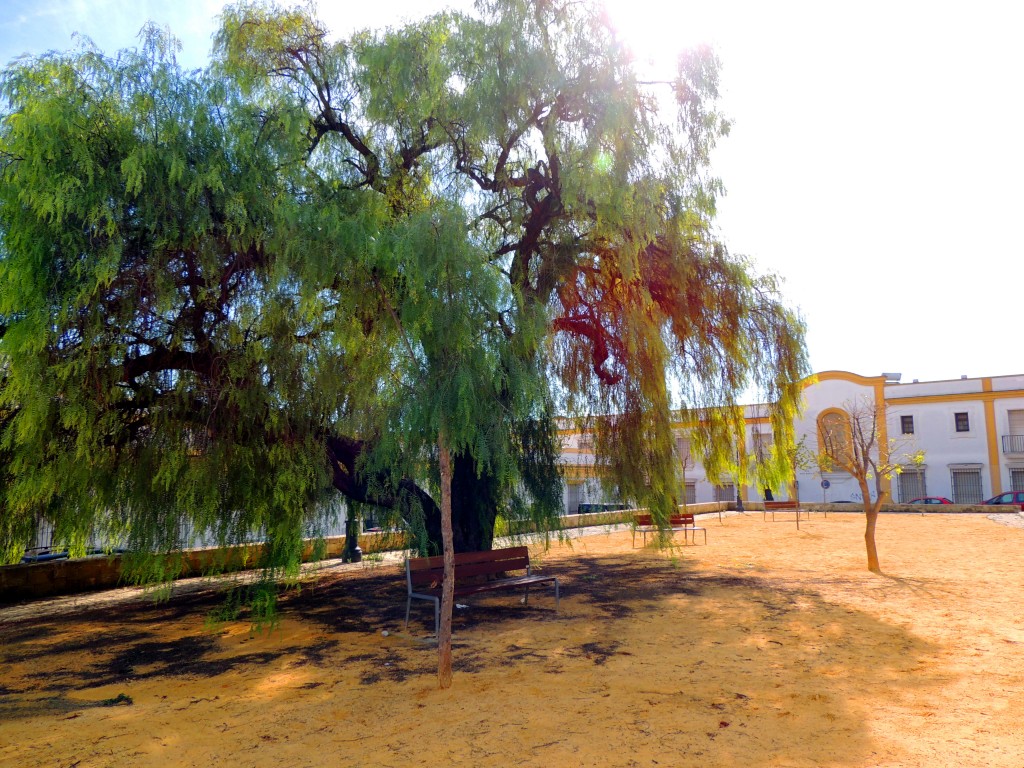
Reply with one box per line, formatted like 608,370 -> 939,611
817,397 -> 924,572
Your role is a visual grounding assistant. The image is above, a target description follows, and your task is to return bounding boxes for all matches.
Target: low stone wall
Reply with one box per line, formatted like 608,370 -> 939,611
753,502 -> 1007,515
4,500 -> 1011,603
0,530 -> 406,604
505,502 -> 730,534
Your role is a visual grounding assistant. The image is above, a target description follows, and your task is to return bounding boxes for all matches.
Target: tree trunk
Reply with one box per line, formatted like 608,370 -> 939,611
864,507 -> 880,573
859,479 -> 883,572
326,433 -> 442,524
453,451 -> 500,549
327,434 -> 499,557
437,431 -> 455,689
419,450 -> 501,553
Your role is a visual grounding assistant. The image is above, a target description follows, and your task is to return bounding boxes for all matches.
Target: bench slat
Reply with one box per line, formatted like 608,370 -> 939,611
635,514 -> 699,527
764,501 -> 798,510
408,546 -> 530,572
409,557 -> 531,588
413,573 -> 556,598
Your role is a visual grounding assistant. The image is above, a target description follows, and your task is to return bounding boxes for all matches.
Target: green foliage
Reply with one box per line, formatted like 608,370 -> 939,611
0,0 -> 809,606
0,29 -> 341,608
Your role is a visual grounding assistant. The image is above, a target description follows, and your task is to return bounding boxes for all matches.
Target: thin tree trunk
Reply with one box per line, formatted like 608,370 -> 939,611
437,430 -> 455,689
864,508 -> 880,573
860,478 -> 882,572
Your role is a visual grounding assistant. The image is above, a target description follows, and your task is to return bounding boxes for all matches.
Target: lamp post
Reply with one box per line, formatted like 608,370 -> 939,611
344,503 -> 362,563
735,439 -> 745,513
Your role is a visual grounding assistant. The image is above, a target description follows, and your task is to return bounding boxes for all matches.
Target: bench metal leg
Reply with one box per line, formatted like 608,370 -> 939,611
684,528 -> 707,545
406,595 -> 440,636
635,529 -> 654,547
526,580 -> 560,613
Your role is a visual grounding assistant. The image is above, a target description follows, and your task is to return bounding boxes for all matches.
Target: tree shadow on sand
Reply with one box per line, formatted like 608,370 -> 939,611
0,550 -> 948,767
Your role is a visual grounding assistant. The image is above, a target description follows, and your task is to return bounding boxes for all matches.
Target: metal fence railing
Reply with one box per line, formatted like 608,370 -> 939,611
1002,434 -> 1024,454
21,514 -> 351,564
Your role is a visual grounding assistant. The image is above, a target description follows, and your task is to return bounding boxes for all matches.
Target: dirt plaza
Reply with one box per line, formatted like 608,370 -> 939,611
2,511 -> 1023,767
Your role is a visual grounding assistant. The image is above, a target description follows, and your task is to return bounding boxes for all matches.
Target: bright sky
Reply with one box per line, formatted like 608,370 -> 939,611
2,0 -> 1022,386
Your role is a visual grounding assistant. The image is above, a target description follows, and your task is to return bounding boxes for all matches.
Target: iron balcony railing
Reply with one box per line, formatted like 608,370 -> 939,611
1002,434 -> 1024,454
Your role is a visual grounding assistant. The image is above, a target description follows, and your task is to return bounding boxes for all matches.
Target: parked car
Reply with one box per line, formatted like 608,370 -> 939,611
981,491 -> 1024,510
20,547 -> 70,563
908,497 -> 953,505
576,503 -> 626,515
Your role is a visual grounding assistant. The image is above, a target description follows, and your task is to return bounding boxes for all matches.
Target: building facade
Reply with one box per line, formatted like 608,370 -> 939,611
558,371 -> 1024,513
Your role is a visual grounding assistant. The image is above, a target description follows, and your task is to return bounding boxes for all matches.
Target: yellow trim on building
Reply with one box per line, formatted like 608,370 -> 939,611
809,370 -> 887,387
875,381 -> 891,498
982,378 -> 1001,495
561,464 -> 598,481
883,389 -> 1024,406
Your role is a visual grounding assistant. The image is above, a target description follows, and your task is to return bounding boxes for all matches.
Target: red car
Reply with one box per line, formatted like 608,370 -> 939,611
908,497 -> 953,505
981,491 -> 1024,510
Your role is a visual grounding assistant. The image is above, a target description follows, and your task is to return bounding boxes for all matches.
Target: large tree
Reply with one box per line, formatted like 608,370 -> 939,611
0,31 -> 360,594
0,0 -> 809,594
213,0 -> 808,533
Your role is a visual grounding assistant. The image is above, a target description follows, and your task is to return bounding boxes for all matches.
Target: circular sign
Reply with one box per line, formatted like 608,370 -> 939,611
820,479 -> 831,489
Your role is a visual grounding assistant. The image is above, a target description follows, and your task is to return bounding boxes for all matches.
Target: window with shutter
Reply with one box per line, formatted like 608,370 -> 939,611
950,468 -> 983,503
1010,469 -> 1024,493
898,468 -> 926,502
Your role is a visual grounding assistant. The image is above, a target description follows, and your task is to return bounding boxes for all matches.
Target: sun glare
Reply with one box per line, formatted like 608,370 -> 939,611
600,0 -> 723,72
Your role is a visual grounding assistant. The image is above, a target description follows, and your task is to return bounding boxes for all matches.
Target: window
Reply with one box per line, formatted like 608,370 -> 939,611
1007,411 -> 1024,454
683,482 -> 696,504
1009,410 -> 1024,434
898,468 -> 926,502
676,437 -> 694,469
955,412 -> 970,432
901,415 -> 914,435
714,484 -> 735,503
1011,469 -> 1024,492
950,468 -> 983,504
751,430 -> 774,461
567,483 -> 582,515
818,409 -> 852,461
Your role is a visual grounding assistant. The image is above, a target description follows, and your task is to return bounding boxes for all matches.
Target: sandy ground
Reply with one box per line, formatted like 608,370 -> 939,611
2,511 -> 1024,768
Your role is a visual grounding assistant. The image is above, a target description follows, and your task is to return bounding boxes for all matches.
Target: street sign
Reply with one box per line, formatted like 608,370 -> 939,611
820,479 -> 831,489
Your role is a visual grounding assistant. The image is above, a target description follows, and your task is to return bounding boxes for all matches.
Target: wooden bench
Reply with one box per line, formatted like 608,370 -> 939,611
632,512 -> 707,547
763,500 -> 821,529
404,546 -> 559,636
763,500 -> 799,521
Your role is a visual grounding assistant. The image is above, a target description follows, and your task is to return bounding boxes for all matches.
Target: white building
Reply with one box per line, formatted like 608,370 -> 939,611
558,370 -> 1024,512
